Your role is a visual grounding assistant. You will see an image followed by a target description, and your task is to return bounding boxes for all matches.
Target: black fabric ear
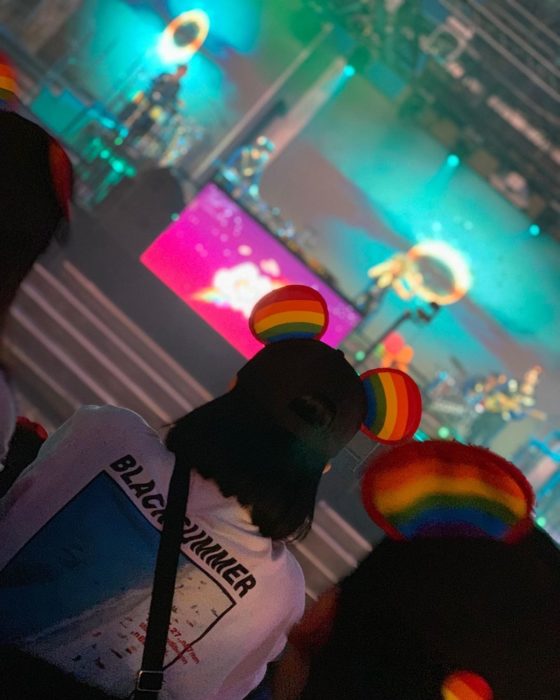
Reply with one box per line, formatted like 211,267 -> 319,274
0,112 -> 69,312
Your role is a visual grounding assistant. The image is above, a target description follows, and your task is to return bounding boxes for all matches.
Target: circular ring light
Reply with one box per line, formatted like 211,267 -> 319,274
158,10 -> 210,64
406,240 -> 472,305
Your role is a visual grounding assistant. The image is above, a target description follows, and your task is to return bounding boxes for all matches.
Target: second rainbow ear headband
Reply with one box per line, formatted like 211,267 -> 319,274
249,285 -> 423,445
0,53 -> 17,108
360,440 -> 534,542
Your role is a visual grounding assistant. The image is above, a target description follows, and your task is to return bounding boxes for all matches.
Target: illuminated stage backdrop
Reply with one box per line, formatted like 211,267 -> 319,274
141,184 -> 362,357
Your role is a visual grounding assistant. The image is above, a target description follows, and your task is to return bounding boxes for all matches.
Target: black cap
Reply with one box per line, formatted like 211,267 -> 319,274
236,338 -> 367,458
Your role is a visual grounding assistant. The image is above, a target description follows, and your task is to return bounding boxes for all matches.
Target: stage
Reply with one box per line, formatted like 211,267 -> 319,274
2,0 -> 560,556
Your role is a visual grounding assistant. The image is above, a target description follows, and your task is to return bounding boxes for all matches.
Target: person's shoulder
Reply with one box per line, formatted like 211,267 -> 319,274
71,405 -> 154,432
271,547 -> 306,629
50,405 -> 159,451
285,546 -> 305,586
270,543 -> 306,610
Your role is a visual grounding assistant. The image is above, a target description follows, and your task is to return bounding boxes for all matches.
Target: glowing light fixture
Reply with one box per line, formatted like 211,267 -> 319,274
529,224 -> 541,236
343,64 -> 356,78
407,240 -> 472,305
355,350 -> 366,362
158,10 -> 210,64
446,153 -> 460,168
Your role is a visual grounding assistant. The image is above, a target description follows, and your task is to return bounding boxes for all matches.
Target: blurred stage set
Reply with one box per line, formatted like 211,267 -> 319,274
2,0 -> 560,593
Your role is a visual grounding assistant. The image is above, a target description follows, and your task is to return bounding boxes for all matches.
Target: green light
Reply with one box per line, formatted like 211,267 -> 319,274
536,516 -> 547,527
170,213 -> 180,221
355,350 -> 366,362
112,159 -> 125,173
438,426 -> 451,439
99,149 -> 110,159
446,153 -> 460,168
114,136 -> 124,146
529,224 -> 541,236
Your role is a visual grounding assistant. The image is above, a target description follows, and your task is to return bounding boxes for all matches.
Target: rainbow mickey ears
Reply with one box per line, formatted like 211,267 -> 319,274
360,368 -> 422,444
248,285 -> 423,445
48,138 -> 73,220
249,284 -> 329,343
0,53 -> 17,108
361,440 -> 534,542
442,671 -> 493,700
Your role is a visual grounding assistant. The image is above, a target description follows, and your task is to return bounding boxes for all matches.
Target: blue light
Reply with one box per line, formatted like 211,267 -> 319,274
529,224 -> 541,236
343,64 -> 356,78
446,153 -> 460,168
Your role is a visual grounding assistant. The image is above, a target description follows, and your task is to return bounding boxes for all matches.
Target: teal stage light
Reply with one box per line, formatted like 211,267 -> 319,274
446,153 -> 460,168
343,64 -> 356,78
529,224 -> 541,236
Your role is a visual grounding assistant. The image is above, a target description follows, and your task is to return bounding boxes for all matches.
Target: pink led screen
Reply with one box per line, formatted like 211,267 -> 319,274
140,183 -> 362,358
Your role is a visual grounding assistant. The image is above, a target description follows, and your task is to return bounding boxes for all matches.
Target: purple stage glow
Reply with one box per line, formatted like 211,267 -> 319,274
141,184 -> 361,357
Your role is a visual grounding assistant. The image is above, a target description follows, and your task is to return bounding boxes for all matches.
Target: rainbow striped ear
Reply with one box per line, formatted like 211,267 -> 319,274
360,368 -> 422,444
48,138 -> 73,219
249,285 -> 329,344
361,441 -> 534,542
0,53 -> 17,108
442,671 -> 493,700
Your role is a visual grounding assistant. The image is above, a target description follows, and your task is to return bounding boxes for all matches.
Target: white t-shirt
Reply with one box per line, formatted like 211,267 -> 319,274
0,369 -> 16,463
0,405 -> 305,699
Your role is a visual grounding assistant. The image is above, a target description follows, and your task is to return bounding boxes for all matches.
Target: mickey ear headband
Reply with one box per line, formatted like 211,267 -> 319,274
359,441 -> 533,700
0,53 -> 17,109
361,440 -> 534,543
441,671 -> 493,700
249,284 -> 423,445
15,416 -> 48,442
0,52 -> 73,220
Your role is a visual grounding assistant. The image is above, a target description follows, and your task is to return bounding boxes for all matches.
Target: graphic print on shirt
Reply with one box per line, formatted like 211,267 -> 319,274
0,470 -> 239,695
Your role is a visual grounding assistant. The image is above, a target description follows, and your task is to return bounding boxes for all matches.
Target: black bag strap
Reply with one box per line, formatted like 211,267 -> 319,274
133,457 -> 191,699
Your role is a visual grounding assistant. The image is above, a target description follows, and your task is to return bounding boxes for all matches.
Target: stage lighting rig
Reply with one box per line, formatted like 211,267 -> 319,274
302,0 -> 425,77
414,0 -> 560,239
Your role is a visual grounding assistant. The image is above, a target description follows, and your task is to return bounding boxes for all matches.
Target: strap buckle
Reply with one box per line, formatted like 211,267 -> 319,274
136,669 -> 164,693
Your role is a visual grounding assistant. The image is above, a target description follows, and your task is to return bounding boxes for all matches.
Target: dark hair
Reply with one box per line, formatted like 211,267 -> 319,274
165,390 -> 332,541
302,529 -> 560,699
